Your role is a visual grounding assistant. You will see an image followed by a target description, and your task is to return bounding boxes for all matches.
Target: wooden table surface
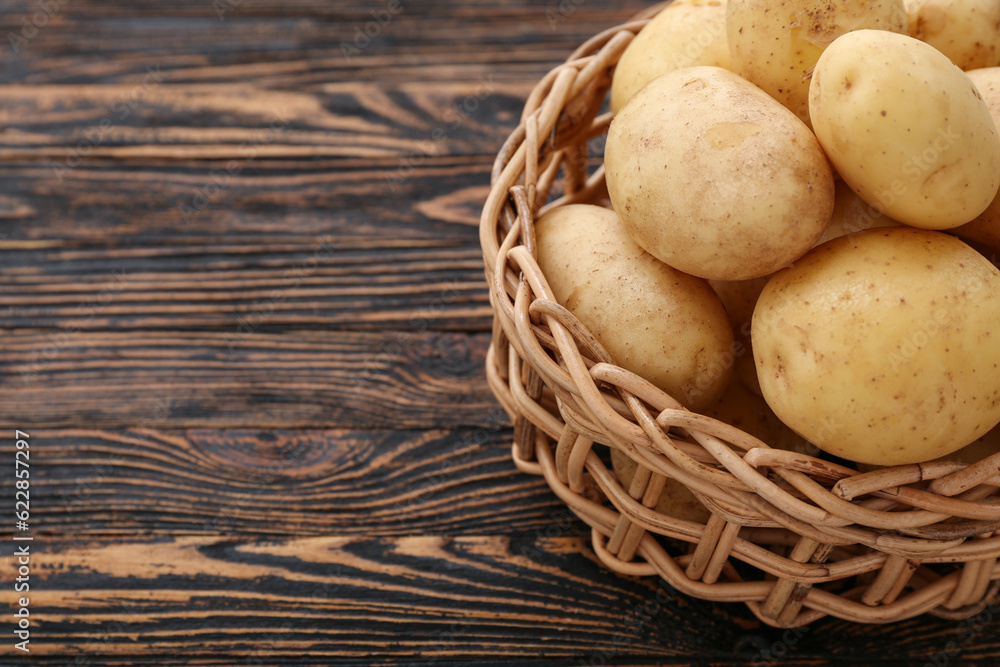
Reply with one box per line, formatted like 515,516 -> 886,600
1,1 -> 999,664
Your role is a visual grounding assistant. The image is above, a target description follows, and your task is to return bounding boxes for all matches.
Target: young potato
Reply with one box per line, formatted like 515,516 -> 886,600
809,30 -> 1000,230
753,228 -> 1000,466
610,0 -> 730,114
906,0 -> 1000,70
535,204 -> 734,410
952,68 -> 1000,247
605,66 -> 835,281
727,0 -> 907,126
610,448 -> 711,524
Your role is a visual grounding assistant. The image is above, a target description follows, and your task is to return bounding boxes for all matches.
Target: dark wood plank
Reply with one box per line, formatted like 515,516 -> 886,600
9,660 -> 761,667
0,425 -> 596,538
0,330 -> 496,429
4,660 -> 776,667
0,1 -> 650,86
0,157 -> 491,243
0,81 -> 528,159
0,240 -> 492,332
4,534 -> 990,664
0,159 -> 495,331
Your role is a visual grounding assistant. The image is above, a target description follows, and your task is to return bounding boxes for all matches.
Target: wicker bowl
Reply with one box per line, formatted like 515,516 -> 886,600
479,6 -> 1000,627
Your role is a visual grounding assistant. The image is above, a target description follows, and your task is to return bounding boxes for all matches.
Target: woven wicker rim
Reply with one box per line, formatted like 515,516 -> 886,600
479,4 -> 1000,627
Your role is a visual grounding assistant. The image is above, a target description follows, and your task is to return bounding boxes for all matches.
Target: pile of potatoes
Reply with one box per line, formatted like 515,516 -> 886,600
534,0 -> 1000,507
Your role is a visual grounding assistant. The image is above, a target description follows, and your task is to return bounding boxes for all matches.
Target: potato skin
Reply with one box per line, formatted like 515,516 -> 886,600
953,68 -> 1000,247
535,204 -> 734,410
906,0 -> 1000,70
727,0 -> 907,126
753,228 -> 1000,466
809,30 -> 1000,230
611,0 -> 730,114
605,66 -> 834,281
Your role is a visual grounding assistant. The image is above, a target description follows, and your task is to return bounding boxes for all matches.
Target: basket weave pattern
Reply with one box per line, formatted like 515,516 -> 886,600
479,9 -> 1000,627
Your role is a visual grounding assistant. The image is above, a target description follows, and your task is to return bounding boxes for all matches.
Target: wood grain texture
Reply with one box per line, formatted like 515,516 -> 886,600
0,159 -> 495,331
4,0 -> 1000,663
0,331 -> 496,429
2,535 -> 988,665
0,425 -> 587,537
0,1 -> 650,86
0,82 -> 528,159
0,158 -> 491,242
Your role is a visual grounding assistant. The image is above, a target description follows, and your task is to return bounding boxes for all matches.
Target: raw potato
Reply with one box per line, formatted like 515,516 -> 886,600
727,0 -> 907,126
953,68 -> 1000,247
535,204 -> 734,410
906,0 -> 1000,70
753,228 -> 1000,466
611,0 -> 730,113
809,30 -> 1000,230
610,448 -> 711,524
605,66 -> 835,281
